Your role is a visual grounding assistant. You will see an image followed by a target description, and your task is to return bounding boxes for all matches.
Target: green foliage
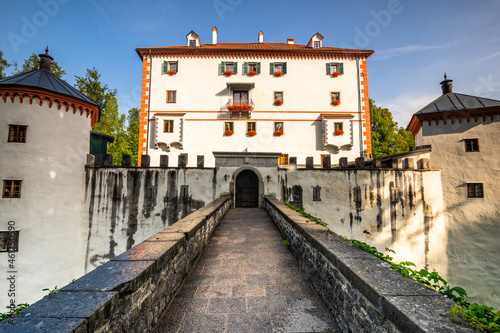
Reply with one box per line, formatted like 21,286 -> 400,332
13,53 -> 66,78
0,50 -> 10,79
0,303 -> 29,322
345,237 -> 499,332
126,107 -> 140,166
283,202 -> 329,228
370,99 -> 415,158
283,238 -> 290,247
42,285 -> 61,297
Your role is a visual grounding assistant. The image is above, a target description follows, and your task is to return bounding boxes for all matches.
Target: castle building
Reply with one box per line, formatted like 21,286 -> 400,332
0,50 -> 100,305
408,75 -> 500,307
136,28 -> 373,167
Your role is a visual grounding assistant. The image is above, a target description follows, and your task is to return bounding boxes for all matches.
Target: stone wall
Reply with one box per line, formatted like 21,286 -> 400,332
0,197 -> 230,332
264,196 -> 476,333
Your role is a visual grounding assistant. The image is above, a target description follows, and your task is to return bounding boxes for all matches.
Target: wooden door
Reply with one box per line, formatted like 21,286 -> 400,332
235,170 -> 259,207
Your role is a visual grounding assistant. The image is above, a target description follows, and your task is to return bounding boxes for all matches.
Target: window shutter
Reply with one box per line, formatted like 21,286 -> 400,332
234,62 -> 238,74
282,62 -> 287,74
326,63 -> 331,75
243,62 -> 248,74
175,61 -> 179,72
256,62 -> 261,74
220,61 -> 225,74
270,62 -> 274,75
339,63 -> 344,75
163,61 -> 169,73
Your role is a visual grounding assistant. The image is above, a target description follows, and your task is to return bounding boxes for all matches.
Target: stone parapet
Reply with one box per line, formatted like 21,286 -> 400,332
264,196 -> 476,333
0,197 -> 231,333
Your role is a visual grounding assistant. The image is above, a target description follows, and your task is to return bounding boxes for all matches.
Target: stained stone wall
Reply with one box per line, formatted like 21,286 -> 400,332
0,197 -> 231,333
264,196 -> 476,333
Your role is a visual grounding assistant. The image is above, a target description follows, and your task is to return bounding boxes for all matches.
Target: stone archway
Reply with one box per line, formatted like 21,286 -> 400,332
231,167 -> 264,208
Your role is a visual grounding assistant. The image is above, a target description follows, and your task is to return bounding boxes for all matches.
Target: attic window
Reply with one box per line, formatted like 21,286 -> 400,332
314,41 -> 321,49
189,40 -> 196,47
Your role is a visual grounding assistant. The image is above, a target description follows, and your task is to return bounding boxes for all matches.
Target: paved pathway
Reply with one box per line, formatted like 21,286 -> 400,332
152,208 -> 340,333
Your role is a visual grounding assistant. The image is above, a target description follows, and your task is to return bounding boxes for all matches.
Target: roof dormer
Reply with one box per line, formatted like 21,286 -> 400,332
307,32 -> 324,49
186,30 -> 200,47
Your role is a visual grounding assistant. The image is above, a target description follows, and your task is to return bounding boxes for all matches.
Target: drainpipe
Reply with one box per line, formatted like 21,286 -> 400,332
146,49 -> 152,155
356,51 -> 364,157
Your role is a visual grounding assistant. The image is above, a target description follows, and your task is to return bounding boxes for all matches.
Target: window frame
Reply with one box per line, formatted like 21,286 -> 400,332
247,122 -> 256,132
0,231 -> 20,252
321,154 -> 330,167
166,90 -> 177,103
464,139 -> 479,152
279,154 -> 289,166
225,62 -> 234,72
3,180 -> 22,198
274,122 -> 284,132
274,91 -> 283,102
331,92 -> 341,104
189,40 -> 196,47
224,122 -> 234,131
314,41 -> 321,49
467,183 -> 484,198
164,120 -> 174,133
334,122 -> 343,132
8,125 -> 27,143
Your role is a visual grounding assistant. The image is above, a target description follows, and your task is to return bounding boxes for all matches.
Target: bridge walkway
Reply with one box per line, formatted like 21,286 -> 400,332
152,208 -> 340,333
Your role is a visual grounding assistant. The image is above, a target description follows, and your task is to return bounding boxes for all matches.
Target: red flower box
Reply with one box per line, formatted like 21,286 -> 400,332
167,70 -> 176,75
227,104 -> 252,112
332,71 -> 340,77
335,130 -> 344,136
274,130 -> 284,137
332,100 -> 340,106
274,71 -> 283,77
247,130 -> 257,137
224,129 -> 234,136
224,70 -> 233,76
274,99 -> 283,106
248,71 -> 257,76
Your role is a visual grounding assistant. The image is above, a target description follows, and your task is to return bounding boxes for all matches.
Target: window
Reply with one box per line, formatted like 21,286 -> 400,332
225,62 -> 234,72
164,120 -> 174,133
233,91 -> 248,105
163,61 -> 178,74
321,155 -> 330,167
247,122 -> 256,132
179,153 -> 188,167
8,125 -> 27,143
0,231 -> 19,252
270,62 -> 287,75
274,92 -> 283,103
189,40 -> 196,47
166,90 -> 176,103
334,123 -> 343,131
221,61 -> 238,75
275,122 -> 283,131
224,122 -> 233,131
331,92 -> 340,105
326,63 -> 344,75
279,154 -> 289,166
313,186 -> 321,201
244,62 -> 261,75
465,139 -> 479,152
314,41 -> 321,49
467,183 -> 484,198
3,180 -> 22,198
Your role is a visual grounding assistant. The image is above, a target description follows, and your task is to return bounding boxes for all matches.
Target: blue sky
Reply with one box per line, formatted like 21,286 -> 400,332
1,0 -> 500,126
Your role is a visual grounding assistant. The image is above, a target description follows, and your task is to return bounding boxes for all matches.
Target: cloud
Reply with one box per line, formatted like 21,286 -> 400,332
372,42 -> 454,60
472,51 -> 500,64
377,93 -> 437,127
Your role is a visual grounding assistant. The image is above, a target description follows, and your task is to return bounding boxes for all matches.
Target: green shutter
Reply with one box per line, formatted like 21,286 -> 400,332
175,61 -> 179,72
221,61 -> 225,74
339,63 -> 344,75
243,62 -> 248,74
233,62 -> 238,74
163,61 -> 169,73
270,63 -> 274,74
282,62 -> 287,74
326,63 -> 331,75
256,62 -> 261,74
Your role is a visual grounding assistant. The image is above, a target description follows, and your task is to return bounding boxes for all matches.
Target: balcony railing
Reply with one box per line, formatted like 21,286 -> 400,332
226,99 -> 254,118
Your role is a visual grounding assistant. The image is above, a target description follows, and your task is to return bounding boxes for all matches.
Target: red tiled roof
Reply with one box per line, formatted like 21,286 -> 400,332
136,43 -> 374,58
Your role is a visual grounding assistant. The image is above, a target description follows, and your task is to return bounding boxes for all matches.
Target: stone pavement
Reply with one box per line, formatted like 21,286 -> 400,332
152,208 -> 340,333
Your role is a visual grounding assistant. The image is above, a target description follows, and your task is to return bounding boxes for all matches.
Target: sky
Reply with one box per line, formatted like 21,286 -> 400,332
1,0 -> 500,127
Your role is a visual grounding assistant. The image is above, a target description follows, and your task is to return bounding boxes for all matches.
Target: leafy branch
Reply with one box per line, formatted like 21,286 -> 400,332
284,202 -> 329,228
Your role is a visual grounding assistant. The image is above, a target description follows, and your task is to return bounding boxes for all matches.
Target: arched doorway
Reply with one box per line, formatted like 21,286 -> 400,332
235,170 -> 259,207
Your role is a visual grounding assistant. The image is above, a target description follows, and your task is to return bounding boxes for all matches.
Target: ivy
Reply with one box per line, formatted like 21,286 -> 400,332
283,202 -> 329,228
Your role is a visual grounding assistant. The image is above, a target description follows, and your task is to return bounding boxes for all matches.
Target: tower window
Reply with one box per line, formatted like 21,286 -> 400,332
464,139 -> 479,152
467,183 -> 483,198
3,180 -> 22,198
8,125 -> 27,143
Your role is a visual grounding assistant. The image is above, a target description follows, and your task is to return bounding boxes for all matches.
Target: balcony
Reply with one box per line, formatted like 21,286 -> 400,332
226,99 -> 254,118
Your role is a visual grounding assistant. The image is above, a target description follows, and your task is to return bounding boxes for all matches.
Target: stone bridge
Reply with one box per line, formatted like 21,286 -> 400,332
0,197 -> 475,332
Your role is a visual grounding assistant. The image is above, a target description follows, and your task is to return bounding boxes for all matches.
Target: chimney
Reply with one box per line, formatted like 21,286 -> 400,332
440,73 -> 453,95
38,46 -> 53,71
287,38 -> 294,44
258,31 -> 263,43
212,26 -> 217,45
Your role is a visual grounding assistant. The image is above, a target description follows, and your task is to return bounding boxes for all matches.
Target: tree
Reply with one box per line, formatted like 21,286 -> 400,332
75,68 -> 124,165
370,99 -> 415,158
126,108 -> 140,167
0,50 -> 10,79
14,53 -> 66,78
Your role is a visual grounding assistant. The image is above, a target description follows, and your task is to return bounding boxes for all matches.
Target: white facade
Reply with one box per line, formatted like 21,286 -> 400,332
137,30 -> 373,167
0,73 -> 99,306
